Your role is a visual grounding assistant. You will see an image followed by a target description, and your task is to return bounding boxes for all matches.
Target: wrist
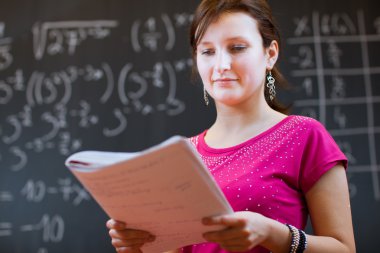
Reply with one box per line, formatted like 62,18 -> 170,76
260,218 -> 292,253
285,224 -> 308,253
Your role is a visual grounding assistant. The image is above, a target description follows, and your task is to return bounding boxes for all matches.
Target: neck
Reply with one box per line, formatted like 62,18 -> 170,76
212,96 -> 275,133
205,95 -> 286,148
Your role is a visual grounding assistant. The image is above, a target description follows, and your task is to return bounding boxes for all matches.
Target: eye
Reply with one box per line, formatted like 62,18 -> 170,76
200,49 -> 215,56
229,45 -> 247,53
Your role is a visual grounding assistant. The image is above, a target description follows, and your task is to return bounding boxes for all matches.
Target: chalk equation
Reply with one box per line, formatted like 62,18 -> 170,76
33,20 -> 119,60
0,60 -> 189,169
0,214 -> 64,253
286,10 -> 380,200
0,11 -> 195,253
20,178 -> 90,205
131,13 -> 193,52
0,22 -> 13,70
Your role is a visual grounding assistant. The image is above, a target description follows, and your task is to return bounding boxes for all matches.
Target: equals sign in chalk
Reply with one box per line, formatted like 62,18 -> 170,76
0,223 -> 12,236
0,191 -> 13,202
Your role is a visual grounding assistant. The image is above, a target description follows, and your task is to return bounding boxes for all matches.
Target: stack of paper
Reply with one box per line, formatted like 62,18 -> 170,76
65,136 -> 233,253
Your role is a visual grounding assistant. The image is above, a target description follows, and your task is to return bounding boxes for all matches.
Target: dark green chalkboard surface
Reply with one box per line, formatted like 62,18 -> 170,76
0,0 -> 379,252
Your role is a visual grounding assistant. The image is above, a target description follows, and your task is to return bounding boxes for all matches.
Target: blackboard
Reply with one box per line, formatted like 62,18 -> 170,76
0,0 -> 378,252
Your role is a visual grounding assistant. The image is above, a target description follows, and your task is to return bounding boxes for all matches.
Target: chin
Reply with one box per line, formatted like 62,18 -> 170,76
215,98 -> 243,106
213,92 -> 244,103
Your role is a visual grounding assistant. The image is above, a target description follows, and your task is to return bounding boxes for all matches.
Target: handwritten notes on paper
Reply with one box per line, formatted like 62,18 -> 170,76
66,136 -> 233,253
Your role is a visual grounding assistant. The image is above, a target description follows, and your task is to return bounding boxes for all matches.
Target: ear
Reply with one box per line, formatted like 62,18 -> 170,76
266,40 -> 279,70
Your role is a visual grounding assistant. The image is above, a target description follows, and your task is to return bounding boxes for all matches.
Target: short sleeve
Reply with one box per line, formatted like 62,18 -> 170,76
299,119 -> 348,193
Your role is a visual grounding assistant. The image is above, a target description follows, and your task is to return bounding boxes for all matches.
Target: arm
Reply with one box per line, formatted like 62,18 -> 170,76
263,164 -> 355,252
202,165 -> 356,253
302,164 -> 355,252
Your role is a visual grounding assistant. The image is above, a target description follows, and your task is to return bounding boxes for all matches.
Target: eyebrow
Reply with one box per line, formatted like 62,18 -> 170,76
198,36 -> 249,46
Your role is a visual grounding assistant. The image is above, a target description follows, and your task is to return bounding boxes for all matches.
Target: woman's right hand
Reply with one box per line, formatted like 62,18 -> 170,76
106,219 -> 155,253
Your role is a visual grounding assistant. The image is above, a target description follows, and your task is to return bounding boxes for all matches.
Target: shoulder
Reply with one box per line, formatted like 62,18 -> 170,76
290,115 -> 346,167
288,115 -> 323,126
284,115 -> 338,149
287,115 -> 328,133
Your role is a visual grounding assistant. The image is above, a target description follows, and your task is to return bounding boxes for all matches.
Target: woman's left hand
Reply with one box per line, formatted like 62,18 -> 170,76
202,211 -> 271,252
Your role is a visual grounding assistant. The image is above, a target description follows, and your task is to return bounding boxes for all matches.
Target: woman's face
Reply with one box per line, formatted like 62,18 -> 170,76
196,12 -> 276,106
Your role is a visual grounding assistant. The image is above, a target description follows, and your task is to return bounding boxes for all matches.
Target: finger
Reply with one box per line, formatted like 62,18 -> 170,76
203,226 -> 250,242
202,215 -> 246,227
219,233 -> 259,251
109,229 -> 153,240
111,235 -> 156,247
106,219 -> 126,230
111,237 -> 153,248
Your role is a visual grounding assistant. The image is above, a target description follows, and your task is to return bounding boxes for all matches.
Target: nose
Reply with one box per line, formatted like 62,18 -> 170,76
214,51 -> 231,74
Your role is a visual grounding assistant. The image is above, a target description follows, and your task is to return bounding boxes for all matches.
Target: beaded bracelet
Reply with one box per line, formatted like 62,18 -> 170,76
285,224 -> 300,253
297,229 -> 308,253
285,224 -> 308,253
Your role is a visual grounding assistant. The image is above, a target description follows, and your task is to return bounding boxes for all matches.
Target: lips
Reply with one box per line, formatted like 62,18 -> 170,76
212,78 -> 238,82
212,78 -> 239,88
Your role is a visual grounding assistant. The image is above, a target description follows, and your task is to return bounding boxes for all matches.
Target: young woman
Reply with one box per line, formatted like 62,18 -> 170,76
106,0 -> 356,252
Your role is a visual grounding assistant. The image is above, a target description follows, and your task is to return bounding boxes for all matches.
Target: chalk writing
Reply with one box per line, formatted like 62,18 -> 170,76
1,3 -> 378,253
0,191 -> 13,202
287,10 -> 380,200
0,222 -> 12,237
131,14 -> 174,52
20,214 -> 65,243
0,12 -> 194,252
20,178 -> 90,205
33,20 -> 118,60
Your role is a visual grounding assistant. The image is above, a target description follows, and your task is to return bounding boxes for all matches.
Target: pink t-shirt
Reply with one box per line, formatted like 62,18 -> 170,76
181,115 -> 347,253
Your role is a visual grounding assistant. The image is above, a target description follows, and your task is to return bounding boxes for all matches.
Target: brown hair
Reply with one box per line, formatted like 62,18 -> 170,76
190,0 -> 289,113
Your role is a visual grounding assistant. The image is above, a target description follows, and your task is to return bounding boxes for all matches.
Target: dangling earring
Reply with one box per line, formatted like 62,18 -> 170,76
266,70 -> 276,101
203,87 -> 209,106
